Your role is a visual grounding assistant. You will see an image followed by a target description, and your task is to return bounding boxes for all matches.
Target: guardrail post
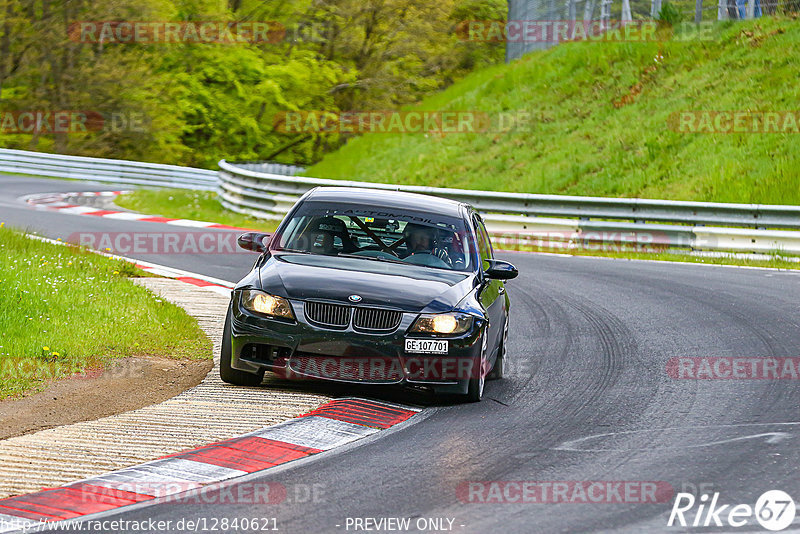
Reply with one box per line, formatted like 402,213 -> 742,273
601,0 -> 612,29
652,0 -> 663,17
622,0 -> 632,21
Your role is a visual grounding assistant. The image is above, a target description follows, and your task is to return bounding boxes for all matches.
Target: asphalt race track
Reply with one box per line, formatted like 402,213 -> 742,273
2,176 -> 799,533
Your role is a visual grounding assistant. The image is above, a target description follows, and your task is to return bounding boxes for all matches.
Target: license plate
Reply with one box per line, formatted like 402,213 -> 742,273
405,339 -> 448,354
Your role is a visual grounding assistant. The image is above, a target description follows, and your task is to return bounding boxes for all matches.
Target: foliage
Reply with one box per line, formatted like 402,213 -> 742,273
657,2 -> 683,25
0,0 -> 504,166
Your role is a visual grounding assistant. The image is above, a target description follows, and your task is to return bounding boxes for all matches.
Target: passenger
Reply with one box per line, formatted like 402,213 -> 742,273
299,216 -> 348,254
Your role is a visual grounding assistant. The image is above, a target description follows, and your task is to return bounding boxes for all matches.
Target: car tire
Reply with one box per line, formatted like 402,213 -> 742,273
487,317 -> 508,381
220,308 -> 265,387
464,333 -> 488,402
465,373 -> 484,403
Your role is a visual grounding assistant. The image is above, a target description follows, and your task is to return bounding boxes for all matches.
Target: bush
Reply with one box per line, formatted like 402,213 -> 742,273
658,2 -> 684,25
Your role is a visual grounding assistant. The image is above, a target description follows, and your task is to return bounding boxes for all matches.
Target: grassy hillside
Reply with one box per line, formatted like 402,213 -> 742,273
308,17 -> 800,205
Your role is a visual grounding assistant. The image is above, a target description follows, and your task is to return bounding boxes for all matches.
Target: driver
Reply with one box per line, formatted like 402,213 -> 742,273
403,223 -> 451,265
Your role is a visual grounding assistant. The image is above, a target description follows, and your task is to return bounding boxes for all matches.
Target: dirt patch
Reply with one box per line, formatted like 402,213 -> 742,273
0,356 -> 212,440
613,62 -> 660,109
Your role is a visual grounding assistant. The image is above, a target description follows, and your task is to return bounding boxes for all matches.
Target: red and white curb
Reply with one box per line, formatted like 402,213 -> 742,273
24,191 -> 262,293
0,399 -> 421,532
131,260 -> 233,297
23,191 -> 253,232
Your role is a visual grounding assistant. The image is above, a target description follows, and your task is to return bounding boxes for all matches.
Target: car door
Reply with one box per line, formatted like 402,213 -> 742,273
473,215 -> 504,362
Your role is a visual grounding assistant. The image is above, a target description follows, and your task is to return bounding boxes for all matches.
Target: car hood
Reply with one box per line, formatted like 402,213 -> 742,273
258,253 -> 474,313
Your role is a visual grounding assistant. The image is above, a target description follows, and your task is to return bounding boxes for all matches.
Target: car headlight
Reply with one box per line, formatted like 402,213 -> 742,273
241,290 -> 294,320
409,313 -> 473,335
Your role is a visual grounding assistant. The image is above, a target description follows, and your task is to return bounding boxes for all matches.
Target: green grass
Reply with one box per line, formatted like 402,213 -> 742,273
0,225 -> 212,399
115,189 -> 278,232
307,17 -> 800,205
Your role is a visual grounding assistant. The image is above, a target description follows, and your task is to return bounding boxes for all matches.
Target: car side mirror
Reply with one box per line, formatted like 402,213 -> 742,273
484,259 -> 518,280
237,232 -> 271,253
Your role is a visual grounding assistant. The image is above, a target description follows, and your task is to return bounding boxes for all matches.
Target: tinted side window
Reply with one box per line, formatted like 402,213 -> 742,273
478,219 -> 494,259
473,216 -> 492,268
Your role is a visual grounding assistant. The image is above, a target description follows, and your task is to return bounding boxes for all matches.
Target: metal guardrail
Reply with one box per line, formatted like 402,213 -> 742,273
232,162 -> 306,177
0,148 -> 217,190
218,159 -> 800,254
1,149 -> 798,255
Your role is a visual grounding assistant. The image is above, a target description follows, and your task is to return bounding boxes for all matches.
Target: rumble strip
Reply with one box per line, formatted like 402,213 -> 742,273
0,399 -> 420,532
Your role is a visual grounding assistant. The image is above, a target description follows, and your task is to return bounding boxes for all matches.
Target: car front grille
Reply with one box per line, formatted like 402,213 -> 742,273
353,307 -> 403,332
304,301 -> 351,328
303,301 -> 402,331
289,354 -> 402,383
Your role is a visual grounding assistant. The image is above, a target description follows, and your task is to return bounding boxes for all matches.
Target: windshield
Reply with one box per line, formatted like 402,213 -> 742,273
271,201 -> 472,271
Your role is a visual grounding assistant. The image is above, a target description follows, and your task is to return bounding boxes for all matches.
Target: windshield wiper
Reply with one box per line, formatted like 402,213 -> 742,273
337,253 -> 408,265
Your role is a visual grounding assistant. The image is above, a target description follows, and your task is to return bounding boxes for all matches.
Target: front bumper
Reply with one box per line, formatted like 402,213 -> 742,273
230,297 -> 484,394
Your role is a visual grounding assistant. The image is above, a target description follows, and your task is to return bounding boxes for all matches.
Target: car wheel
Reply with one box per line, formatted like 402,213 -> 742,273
466,372 -> 484,403
220,308 -> 264,387
465,333 -> 488,402
488,317 -> 508,381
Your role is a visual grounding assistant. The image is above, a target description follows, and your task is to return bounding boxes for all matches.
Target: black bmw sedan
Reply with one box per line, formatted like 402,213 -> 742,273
221,187 -> 517,402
